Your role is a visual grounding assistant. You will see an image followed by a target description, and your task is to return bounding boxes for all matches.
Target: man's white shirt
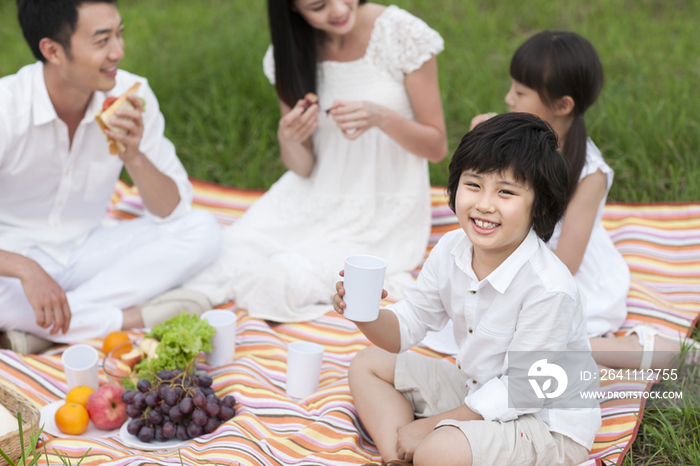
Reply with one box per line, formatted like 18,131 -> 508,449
0,62 -> 192,265
388,228 -> 602,449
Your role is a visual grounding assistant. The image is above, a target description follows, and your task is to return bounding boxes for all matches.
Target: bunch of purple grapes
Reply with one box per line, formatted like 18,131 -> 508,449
122,369 -> 236,443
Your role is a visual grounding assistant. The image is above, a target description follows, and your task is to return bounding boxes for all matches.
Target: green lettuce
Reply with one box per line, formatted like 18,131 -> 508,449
133,312 -> 216,380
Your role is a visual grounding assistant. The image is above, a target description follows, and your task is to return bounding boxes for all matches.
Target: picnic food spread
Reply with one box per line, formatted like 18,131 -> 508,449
94,81 -> 142,155
107,313 -> 215,390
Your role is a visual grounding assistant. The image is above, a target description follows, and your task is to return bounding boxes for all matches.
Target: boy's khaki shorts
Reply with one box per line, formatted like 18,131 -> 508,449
395,351 -> 590,466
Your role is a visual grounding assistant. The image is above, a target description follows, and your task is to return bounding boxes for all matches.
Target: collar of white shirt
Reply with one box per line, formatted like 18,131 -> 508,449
30,61 -> 108,128
450,228 -> 540,294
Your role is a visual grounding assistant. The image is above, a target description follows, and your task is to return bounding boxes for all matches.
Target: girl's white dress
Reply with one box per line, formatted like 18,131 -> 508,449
420,139 -> 631,354
185,5 -> 444,322
547,139 -> 630,337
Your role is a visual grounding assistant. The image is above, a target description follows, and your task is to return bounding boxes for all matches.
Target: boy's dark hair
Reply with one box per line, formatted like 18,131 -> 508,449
17,0 -> 117,62
267,0 -> 367,108
447,113 -> 569,242
510,31 -> 603,202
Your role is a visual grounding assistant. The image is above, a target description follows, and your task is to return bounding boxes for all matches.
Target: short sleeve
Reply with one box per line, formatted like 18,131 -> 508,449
580,138 -> 613,190
262,45 -> 276,85
367,6 -> 444,81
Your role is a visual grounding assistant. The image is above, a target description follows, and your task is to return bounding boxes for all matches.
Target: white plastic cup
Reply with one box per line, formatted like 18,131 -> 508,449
62,344 -> 99,390
343,255 -> 387,322
286,342 -> 324,400
202,310 -> 237,367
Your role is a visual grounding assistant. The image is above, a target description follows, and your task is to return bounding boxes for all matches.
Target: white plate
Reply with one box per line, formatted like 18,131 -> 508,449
119,421 -> 188,451
39,401 -> 122,438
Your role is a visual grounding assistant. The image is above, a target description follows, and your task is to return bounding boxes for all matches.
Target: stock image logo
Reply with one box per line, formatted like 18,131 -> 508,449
528,359 -> 568,399
508,351 -> 600,409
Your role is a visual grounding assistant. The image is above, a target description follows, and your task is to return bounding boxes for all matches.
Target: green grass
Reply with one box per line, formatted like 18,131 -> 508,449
1,1 -> 699,464
2,0 -> 699,201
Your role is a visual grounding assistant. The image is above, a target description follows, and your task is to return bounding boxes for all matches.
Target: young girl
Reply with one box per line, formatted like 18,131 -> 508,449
465,31 -> 699,369
184,0 -> 447,321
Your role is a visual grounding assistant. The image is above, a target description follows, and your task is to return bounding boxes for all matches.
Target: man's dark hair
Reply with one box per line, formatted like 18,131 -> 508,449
17,0 -> 117,62
447,113 -> 569,242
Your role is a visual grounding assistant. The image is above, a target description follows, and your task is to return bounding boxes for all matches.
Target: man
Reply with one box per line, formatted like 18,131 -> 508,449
0,0 -> 222,353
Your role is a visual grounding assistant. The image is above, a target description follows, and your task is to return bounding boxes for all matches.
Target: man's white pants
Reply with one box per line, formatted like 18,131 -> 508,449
0,210 -> 221,343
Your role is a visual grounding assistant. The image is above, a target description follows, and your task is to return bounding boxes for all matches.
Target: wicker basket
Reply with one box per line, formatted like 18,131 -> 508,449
0,385 -> 40,466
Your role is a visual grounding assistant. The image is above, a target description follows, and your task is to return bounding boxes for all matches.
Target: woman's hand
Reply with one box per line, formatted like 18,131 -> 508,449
329,100 -> 384,140
278,99 -> 319,144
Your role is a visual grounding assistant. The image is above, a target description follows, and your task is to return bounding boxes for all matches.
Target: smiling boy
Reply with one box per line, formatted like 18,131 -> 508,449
0,0 -> 221,352
334,113 -> 601,466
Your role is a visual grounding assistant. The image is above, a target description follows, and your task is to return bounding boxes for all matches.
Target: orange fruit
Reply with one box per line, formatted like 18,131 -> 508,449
65,385 -> 95,407
55,403 -> 90,435
103,331 -> 132,357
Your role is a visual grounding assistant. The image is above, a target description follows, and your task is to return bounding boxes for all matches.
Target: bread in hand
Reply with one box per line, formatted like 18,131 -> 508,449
95,82 -> 141,155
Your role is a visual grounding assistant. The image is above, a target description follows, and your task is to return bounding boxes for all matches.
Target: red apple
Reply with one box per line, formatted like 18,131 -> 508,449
86,384 -> 127,430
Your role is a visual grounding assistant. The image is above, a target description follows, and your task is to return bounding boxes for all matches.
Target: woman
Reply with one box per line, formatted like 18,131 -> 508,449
185,0 -> 447,322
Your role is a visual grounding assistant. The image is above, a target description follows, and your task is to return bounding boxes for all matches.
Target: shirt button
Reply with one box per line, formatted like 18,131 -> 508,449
457,363 -> 461,370
59,138 -> 66,144
468,327 -> 473,334
469,290 -> 476,294
57,200 -> 64,206
64,169 -> 70,176
472,380 -> 477,385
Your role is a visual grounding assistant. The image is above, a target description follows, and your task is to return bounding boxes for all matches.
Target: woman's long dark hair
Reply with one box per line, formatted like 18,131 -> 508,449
267,0 -> 367,107
510,31 -> 603,201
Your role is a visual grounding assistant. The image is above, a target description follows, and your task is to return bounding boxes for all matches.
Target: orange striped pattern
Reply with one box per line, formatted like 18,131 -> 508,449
0,182 -> 696,465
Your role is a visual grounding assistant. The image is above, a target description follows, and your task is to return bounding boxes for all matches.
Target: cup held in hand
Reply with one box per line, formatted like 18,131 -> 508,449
343,255 -> 387,322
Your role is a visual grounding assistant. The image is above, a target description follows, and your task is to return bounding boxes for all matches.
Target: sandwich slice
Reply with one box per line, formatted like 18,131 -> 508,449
95,82 -> 142,155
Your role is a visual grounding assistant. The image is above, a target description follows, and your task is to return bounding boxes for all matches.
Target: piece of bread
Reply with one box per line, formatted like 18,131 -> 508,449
95,82 -> 141,154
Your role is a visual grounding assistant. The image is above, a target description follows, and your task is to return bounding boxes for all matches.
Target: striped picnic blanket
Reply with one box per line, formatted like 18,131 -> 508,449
1,180 -> 698,466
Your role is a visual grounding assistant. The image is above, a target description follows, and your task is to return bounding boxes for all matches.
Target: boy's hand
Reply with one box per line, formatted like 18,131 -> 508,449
396,418 -> 436,462
333,269 -> 388,317
333,270 -> 348,315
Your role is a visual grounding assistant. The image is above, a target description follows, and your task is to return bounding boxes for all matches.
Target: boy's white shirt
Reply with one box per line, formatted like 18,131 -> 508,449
0,62 -> 192,266
388,228 -> 602,449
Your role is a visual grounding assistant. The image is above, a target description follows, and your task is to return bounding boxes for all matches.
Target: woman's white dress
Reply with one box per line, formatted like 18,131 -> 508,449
420,139 -> 631,354
185,5 -> 444,322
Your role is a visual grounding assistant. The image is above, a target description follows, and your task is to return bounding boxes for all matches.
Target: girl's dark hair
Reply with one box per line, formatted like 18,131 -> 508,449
267,0 -> 367,107
17,0 -> 117,62
510,31 -> 603,201
447,113 -> 569,242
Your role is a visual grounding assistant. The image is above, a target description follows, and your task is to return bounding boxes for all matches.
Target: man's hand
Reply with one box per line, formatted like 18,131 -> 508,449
105,94 -> 145,164
396,418 -> 436,462
21,261 -> 71,335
